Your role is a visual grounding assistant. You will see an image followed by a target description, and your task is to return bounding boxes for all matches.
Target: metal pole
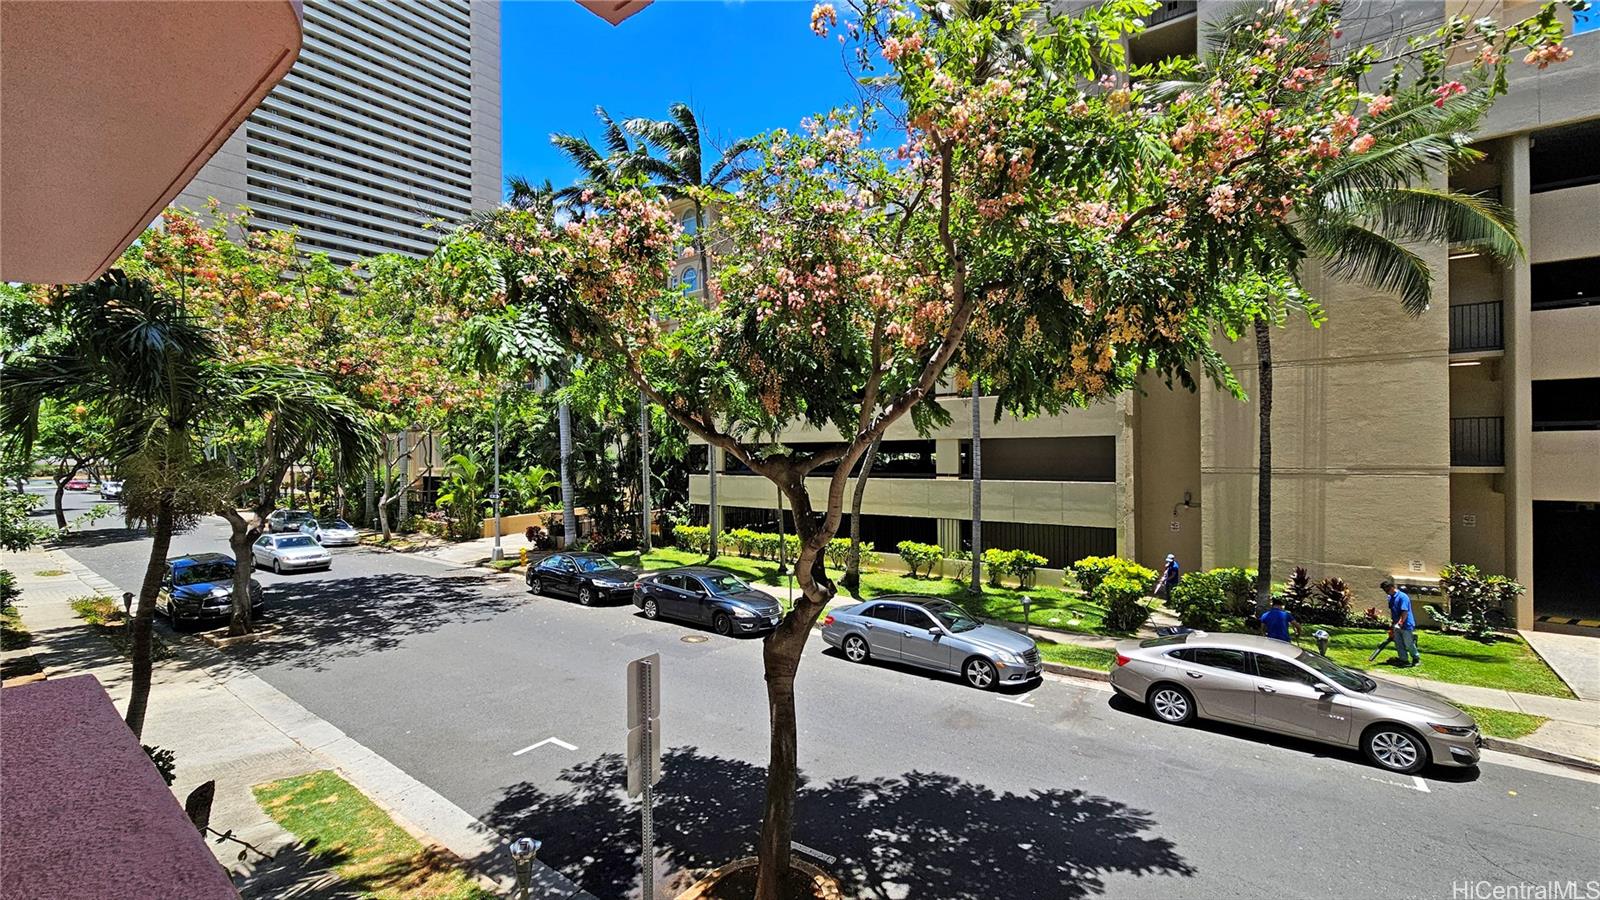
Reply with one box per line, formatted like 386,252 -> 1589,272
640,394 -> 652,553
640,659 -> 655,900
492,387 -> 503,562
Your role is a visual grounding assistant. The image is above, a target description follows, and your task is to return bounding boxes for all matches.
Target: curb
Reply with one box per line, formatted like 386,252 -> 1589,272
1482,736 -> 1600,775
1042,661 -> 1111,682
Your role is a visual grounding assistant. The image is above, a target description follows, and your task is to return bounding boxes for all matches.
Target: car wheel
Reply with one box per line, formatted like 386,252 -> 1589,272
1147,683 -> 1195,725
1364,724 -> 1429,774
842,634 -> 870,663
713,612 -> 733,636
963,656 -> 998,690
642,598 -> 660,620
529,576 -> 543,596
273,560 -> 282,575
578,585 -> 594,607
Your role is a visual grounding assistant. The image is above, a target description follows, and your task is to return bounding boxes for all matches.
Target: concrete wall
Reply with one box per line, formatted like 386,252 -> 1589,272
1531,305 -> 1600,381
1133,374 -> 1202,572
1529,184 -> 1600,264
1532,431 -> 1600,502
1450,474 -> 1508,573
469,0 -> 503,210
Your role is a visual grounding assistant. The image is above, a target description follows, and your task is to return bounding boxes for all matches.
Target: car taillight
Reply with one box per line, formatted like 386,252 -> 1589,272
1114,653 -> 1131,667
823,615 -> 835,626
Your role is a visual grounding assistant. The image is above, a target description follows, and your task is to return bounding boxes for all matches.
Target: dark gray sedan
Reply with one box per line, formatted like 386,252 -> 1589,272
821,595 -> 1042,689
633,566 -> 783,635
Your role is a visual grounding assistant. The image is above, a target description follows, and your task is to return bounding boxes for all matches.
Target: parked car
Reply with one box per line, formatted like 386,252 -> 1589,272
300,517 -> 360,547
265,509 -> 316,533
158,553 -> 263,628
634,567 -> 783,636
1109,631 -> 1481,774
251,532 -> 333,574
821,596 -> 1042,689
527,551 -> 638,606
99,480 -> 123,500
64,477 -> 90,491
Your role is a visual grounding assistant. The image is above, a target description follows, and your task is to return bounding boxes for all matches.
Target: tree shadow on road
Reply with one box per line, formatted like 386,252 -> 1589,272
230,572 -> 525,672
479,745 -> 1195,900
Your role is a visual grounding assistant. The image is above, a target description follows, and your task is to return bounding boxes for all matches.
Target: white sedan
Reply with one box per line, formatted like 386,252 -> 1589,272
301,517 -> 360,547
251,533 -> 333,574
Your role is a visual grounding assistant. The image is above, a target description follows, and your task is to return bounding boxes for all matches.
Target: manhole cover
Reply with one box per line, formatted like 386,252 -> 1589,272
681,635 -> 709,644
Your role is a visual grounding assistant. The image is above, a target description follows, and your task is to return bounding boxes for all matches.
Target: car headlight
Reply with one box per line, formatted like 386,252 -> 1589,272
209,587 -> 231,599
1428,722 -> 1475,737
995,648 -> 1023,663
731,607 -> 760,618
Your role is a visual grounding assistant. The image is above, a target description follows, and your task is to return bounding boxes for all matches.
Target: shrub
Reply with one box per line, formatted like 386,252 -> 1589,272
1100,574 -> 1153,633
1004,550 -> 1047,588
947,550 -> 971,582
981,548 -> 1011,586
728,528 -> 759,557
1434,564 -> 1522,641
1070,556 -> 1156,596
70,595 -> 123,626
824,538 -> 878,571
675,525 -> 710,554
897,541 -> 945,578
1307,577 -> 1353,626
1210,567 -> 1258,616
523,524 -> 557,551
1169,571 -> 1225,630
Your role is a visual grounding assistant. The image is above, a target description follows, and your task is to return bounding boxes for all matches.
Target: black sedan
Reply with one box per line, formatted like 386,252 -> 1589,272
633,566 -> 784,636
526,552 -> 638,606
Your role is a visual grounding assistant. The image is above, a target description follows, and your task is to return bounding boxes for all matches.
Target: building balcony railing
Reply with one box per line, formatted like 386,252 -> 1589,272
1451,416 -> 1505,467
1145,1 -> 1198,26
1449,301 -> 1504,353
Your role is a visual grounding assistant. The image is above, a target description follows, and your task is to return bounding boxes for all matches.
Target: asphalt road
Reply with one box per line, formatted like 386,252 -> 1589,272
38,487 -> 1600,900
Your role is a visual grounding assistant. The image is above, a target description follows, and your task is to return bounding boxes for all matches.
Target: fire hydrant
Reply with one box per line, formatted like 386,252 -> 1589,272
519,546 -> 528,566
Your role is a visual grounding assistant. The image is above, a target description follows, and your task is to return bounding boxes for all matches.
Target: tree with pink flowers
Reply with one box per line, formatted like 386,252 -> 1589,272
477,0 -> 1580,893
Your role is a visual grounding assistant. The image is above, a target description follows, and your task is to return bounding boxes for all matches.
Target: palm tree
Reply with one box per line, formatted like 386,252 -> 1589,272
1168,21 -> 1520,603
623,103 -> 754,559
2,271 -> 220,738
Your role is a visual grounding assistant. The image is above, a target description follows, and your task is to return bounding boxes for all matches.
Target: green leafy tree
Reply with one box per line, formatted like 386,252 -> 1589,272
472,2 -> 1577,892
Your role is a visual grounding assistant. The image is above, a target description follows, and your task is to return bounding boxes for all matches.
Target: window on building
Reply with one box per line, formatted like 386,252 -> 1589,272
680,211 -> 698,236
1531,257 -> 1599,310
1532,379 -> 1600,431
679,267 -> 699,295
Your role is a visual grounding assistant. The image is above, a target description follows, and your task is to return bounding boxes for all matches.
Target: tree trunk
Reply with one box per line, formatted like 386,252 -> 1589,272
221,508 -> 259,636
969,380 -> 983,595
364,473 -> 375,529
639,393 -> 652,553
843,435 -> 881,593
396,437 -> 410,529
754,503 -> 833,900
125,495 -> 173,738
1255,318 -> 1273,606
52,474 -> 69,529
558,400 -> 577,548
707,443 -> 720,561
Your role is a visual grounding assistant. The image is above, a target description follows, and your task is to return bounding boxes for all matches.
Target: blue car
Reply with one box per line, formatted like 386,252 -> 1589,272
158,553 -> 264,628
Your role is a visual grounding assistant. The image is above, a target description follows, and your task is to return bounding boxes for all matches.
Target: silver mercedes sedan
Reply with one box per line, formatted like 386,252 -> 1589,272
1110,632 -> 1481,774
821,595 -> 1042,689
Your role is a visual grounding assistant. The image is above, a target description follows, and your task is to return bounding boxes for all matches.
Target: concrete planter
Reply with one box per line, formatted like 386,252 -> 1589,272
197,623 -> 282,648
676,857 -> 842,900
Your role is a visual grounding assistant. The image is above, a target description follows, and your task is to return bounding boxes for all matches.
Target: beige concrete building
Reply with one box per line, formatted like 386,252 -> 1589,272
688,2 -> 1600,632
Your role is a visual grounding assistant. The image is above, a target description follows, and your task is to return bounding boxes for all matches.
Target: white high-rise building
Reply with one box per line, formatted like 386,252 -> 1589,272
174,0 -> 501,264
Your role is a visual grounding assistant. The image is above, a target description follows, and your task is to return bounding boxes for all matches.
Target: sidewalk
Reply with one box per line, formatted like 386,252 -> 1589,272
2,543 -> 594,899
1521,628 -> 1600,701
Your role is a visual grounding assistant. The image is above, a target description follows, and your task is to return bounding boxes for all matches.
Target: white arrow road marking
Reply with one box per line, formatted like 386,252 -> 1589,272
998,692 -> 1036,708
1411,775 -> 1431,793
513,737 -> 578,756
1361,773 -> 1430,793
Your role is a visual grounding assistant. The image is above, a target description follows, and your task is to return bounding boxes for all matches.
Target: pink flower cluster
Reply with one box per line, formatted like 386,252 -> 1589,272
1432,81 -> 1466,108
1524,44 -> 1572,69
810,3 -> 836,37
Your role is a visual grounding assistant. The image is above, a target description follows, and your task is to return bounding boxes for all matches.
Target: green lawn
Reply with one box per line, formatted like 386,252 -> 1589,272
1036,639 -> 1118,671
254,770 -> 493,900
1454,704 -> 1549,740
626,548 -> 1116,635
1,603 -> 30,651
1311,626 -> 1574,699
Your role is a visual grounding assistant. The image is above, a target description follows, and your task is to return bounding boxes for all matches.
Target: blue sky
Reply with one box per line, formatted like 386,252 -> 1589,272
500,1 -> 860,198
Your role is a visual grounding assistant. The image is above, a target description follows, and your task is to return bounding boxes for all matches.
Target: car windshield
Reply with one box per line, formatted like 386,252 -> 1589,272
927,602 -> 981,633
703,573 -> 748,593
277,535 -> 317,549
1297,649 -> 1373,692
283,512 -> 312,522
173,562 -> 233,586
575,556 -> 612,573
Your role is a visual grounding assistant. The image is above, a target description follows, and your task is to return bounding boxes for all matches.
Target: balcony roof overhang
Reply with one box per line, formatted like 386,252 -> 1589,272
577,0 -> 652,26
0,0 -> 304,284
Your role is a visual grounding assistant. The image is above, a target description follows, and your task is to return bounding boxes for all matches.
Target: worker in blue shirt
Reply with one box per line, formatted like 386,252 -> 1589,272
1383,578 -> 1421,667
1259,596 -> 1299,642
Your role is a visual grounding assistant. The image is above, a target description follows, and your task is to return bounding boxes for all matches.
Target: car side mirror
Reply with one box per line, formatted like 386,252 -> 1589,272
928,626 -> 943,638
1315,682 -> 1338,695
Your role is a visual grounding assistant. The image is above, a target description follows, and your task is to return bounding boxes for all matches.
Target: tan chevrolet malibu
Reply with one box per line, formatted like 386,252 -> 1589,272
1110,631 -> 1481,774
